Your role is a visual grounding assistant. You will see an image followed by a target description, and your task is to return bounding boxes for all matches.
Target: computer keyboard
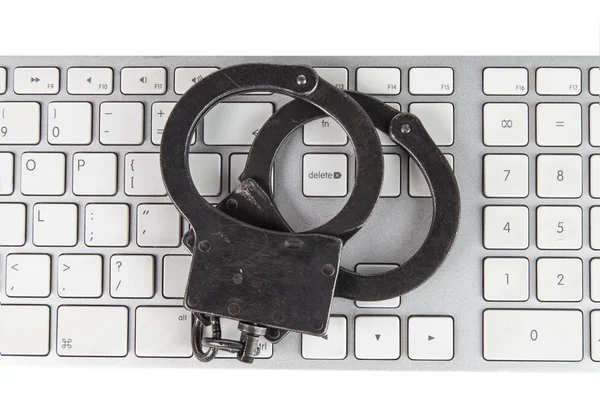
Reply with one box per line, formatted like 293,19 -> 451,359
0,56 -> 599,370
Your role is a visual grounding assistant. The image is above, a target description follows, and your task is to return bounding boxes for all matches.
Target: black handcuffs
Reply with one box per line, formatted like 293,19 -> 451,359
160,63 -> 460,362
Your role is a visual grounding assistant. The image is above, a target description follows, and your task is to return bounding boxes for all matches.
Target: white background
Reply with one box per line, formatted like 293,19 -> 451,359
1,1 -> 600,399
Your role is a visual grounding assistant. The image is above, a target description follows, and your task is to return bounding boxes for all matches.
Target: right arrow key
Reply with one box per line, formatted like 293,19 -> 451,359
408,316 -> 454,361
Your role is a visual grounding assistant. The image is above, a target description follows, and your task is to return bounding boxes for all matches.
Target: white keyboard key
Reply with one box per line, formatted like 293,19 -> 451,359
483,206 -> 529,250
303,154 -> 348,197
14,67 -> 59,94
189,153 -> 222,196
536,154 -> 582,198
0,203 -> 26,246
536,67 -> 581,95
483,103 -> 528,146
203,102 -> 273,145
0,102 -> 41,145
73,153 -> 118,196
537,258 -> 582,302
100,102 -> 144,145
591,207 -> 600,250
409,154 -> 454,197
203,318 -> 273,359
356,67 -> 400,95
303,117 -> 348,146
409,103 -> 454,146
483,257 -> 529,302
355,316 -> 400,360
483,309 -> 582,361
174,67 -> 218,94
592,310 -> 600,361
314,67 -> 348,90
152,102 -> 183,145
483,68 -> 528,95
151,103 -> 195,146
58,254 -> 103,298
110,254 -> 154,298
537,206 -> 582,250
591,67 -> 600,95
0,305 -> 50,356
57,306 -> 128,357
47,102 -> 92,145
409,67 -> 453,95
163,255 -> 191,298
381,154 -> 400,197
591,103 -> 600,146
125,153 -> 166,196
0,152 -> 14,194
121,67 -> 166,94
592,259 -> 600,301
84,203 -> 130,247
302,316 -> 346,360
5,254 -> 51,297
135,307 -> 192,357
67,67 -> 113,95
33,203 -> 78,246
536,103 -> 581,146
483,154 -> 529,198
408,316 -> 454,361
355,264 -> 400,308
0,67 -> 5,94
21,152 -> 65,195
137,204 -> 181,247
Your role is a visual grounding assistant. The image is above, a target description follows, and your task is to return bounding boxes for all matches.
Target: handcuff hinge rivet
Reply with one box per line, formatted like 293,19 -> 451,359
227,303 -> 241,316
400,124 -> 411,134
296,74 -> 307,86
321,263 -> 336,277
198,240 -> 211,252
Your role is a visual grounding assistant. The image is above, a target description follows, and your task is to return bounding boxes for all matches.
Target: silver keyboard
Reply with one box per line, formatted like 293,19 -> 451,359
0,56 -> 599,371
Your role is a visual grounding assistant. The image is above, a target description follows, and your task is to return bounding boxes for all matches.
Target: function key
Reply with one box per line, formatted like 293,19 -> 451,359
591,67 -> 600,95
0,67 -> 5,94
314,67 -> 348,90
14,67 -> 60,94
174,67 -> 218,95
356,67 -> 400,95
536,67 -> 581,95
483,68 -> 528,95
121,67 -> 167,95
67,67 -> 113,95
409,67 -> 454,95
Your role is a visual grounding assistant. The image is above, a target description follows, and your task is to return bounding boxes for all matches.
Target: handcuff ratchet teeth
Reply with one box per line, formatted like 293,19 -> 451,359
159,63 -> 460,363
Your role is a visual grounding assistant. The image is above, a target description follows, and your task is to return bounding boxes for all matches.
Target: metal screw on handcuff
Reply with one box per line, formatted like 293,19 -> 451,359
159,63 -> 460,363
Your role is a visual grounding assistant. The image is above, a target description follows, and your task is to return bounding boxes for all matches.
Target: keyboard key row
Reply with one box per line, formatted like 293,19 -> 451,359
483,257 -> 591,302
2,66 -> 598,96
0,202 -> 182,248
0,306 -> 453,360
302,315 -> 454,360
484,103 -> 599,147
483,205 -> 600,250
484,154 -> 597,198
484,67 -> 599,96
301,152 -> 454,198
